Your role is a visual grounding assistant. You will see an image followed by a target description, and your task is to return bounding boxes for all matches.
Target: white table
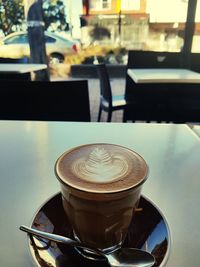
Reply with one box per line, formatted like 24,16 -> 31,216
0,63 -> 47,73
0,121 -> 200,266
0,63 -> 47,80
125,68 -> 200,122
127,68 -> 200,84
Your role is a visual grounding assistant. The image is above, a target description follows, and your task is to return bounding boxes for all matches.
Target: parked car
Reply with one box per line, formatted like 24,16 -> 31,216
0,31 -> 78,64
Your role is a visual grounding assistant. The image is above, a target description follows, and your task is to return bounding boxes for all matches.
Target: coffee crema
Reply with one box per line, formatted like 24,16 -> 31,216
55,143 -> 148,193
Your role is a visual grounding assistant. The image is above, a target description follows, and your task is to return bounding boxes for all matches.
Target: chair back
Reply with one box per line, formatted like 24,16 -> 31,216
190,53 -> 200,73
0,80 -> 91,121
96,63 -> 112,106
127,50 -> 181,69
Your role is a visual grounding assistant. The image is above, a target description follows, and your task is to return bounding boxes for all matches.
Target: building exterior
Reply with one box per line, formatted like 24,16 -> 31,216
80,0 -> 200,52
80,0 -> 149,49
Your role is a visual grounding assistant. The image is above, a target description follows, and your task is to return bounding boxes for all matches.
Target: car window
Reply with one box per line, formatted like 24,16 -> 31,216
45,36 -> 56,43
4,34 -> 28,44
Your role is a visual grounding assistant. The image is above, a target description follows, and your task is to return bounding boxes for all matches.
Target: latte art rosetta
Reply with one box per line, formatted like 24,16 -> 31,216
71,147 -> 129,183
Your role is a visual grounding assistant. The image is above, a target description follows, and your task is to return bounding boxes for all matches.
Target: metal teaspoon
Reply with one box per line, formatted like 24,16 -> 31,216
20,225 -> 155,267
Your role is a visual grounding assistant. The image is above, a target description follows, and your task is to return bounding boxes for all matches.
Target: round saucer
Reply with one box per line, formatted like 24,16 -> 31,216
28,192 -> 171,267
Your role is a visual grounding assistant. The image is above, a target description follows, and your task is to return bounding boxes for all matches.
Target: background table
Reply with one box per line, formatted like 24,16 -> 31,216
0,121 -> 200,266
124,68 -> 200,122
127,68 -> 200,84
0,63 -> 47,80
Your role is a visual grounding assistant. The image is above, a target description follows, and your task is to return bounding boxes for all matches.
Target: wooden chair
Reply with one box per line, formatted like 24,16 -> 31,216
96,63 -> 130,122
0,80 -> 91,121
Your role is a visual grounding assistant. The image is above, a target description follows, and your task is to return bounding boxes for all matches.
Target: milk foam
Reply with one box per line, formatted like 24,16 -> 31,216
71,146 -> 129,183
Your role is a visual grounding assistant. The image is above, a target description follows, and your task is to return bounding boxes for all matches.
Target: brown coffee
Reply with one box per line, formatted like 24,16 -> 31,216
55,143 -> 148,252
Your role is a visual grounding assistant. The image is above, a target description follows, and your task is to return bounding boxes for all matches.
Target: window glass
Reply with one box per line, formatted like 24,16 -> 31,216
144,0 -> 187,51
45,35 -> 56,43
102,0 -> 110,9
192,0 -> 200,52
85,0 -> 188,52
90,0 -> 99,10
4,34 -> 28,44
90,0 -> 111,10
121,0 -> 140,10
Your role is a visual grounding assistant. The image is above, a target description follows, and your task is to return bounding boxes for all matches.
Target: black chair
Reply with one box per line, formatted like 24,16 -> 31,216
96,63 -> 130,122
190,53 -> 200,73
0,80 -> 91,121
126,50 -> 181,69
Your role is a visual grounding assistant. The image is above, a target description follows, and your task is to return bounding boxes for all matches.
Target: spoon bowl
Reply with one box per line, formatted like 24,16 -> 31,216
20,225 -> 155,267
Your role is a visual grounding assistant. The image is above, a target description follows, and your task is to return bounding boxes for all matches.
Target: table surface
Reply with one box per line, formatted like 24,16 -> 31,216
127,68 -> 200,83
0,63 -> 47,73
0,121 -> 200,267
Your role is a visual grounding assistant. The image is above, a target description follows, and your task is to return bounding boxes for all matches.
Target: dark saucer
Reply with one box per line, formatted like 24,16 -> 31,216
28,192 -> 171,267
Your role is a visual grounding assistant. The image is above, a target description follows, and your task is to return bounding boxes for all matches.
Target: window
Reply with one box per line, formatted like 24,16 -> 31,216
121,0 -> 140,10
192,0 -> 200,52
80,0 -> 199,61
4,34 -> 28,44
144,0 -> 188,52
45,35 -> 56,43
102,0 -> 110,9
90,0 -> 111,10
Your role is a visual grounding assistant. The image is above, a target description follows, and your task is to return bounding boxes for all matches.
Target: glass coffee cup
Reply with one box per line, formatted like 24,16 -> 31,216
55,143 -> 148,258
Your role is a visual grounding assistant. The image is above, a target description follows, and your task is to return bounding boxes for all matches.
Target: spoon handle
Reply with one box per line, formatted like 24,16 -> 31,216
20,225 -> 83,249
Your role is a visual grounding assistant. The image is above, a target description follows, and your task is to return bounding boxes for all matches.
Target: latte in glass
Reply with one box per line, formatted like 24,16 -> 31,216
55,143 -> 148,253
